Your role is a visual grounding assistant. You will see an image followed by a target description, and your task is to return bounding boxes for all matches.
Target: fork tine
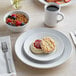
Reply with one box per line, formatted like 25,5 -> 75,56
1,42 -> 8,52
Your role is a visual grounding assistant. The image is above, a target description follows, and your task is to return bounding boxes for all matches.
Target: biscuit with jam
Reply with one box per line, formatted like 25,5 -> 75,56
30,40 -> 43,54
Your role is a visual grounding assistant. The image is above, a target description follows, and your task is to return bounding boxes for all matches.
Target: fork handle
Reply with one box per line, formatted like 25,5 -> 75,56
70,32 -> 76,45
4,52 -> 12,73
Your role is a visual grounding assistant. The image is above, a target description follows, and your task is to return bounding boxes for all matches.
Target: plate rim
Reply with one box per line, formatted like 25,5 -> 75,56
15,28 -> 72,69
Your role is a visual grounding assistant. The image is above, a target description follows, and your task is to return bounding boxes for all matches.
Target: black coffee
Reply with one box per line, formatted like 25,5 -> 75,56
47,5 -> 59,11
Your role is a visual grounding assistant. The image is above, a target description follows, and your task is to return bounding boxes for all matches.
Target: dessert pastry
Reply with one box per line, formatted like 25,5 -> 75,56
41,37 -> 55,53
30,40 -> 43,54
30,37 -> 55,54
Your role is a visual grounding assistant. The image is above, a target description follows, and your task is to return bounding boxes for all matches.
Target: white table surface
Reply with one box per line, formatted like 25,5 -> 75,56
0,0 -> 76,76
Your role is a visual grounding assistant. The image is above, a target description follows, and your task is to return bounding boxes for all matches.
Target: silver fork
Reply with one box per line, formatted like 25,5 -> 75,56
1,42 -> 11,73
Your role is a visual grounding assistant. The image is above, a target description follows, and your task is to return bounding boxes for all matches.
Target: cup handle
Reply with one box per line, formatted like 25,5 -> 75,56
57,12 -> 64,23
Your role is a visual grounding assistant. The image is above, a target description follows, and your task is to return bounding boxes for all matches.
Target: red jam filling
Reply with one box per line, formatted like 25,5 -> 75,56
34,40 -> 41,49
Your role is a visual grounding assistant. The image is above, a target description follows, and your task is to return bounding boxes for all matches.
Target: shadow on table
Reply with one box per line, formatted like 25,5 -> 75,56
13,51 -> 70,76
32,0 -> 44,11
0,5 -> 16,16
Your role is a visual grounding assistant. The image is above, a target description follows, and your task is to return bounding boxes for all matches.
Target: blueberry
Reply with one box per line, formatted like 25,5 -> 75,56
8,15 -> 11,18
12,16 -> 16,20
21,22 -> 25,26
8,22 -> 12,25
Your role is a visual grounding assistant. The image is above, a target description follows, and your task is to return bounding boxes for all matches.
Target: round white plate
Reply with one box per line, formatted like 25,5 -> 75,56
23,32 -> 64,62
38,0 -> 71,7
15,28 -> 72,69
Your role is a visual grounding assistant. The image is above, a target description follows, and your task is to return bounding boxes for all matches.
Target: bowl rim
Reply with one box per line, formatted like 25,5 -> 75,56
4,10 -> 29,28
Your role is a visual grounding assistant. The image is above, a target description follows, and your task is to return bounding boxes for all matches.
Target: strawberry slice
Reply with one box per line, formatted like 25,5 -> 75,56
64,0 -> 71,3
34,40 -> 41,49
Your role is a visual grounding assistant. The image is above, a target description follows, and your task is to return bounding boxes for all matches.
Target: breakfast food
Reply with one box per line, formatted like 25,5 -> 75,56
6,13 -> 28,27
30,40 -> 43,54
41,37 -> 55,53
30,37 -> 56,54
45,0 -> 71,4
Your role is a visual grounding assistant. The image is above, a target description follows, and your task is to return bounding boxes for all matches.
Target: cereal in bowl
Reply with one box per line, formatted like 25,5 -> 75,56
6,13 -> 28,27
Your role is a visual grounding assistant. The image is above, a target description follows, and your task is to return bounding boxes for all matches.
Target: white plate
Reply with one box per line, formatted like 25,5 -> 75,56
38,0 -> 71,7
15,28 -> 72,69
23,32 -> 64,62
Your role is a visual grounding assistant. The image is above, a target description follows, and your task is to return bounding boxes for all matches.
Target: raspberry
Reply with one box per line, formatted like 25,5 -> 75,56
34,40 -> 41,49
11,14 -> 16,20
11,14 -> 16,17
6,18 -> 12,23
16,21 -> 22,26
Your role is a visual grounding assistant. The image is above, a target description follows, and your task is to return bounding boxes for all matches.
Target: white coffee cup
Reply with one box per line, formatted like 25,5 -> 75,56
44,2 -> 64,27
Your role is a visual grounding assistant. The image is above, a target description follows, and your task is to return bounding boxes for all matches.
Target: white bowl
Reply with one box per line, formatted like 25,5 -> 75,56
4,10 -> 29,32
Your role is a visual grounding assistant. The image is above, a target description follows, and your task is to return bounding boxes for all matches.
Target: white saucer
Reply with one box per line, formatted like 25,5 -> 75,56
38,0 -> 72,7
23,32 -> 64,62
15,28 -> 72,69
